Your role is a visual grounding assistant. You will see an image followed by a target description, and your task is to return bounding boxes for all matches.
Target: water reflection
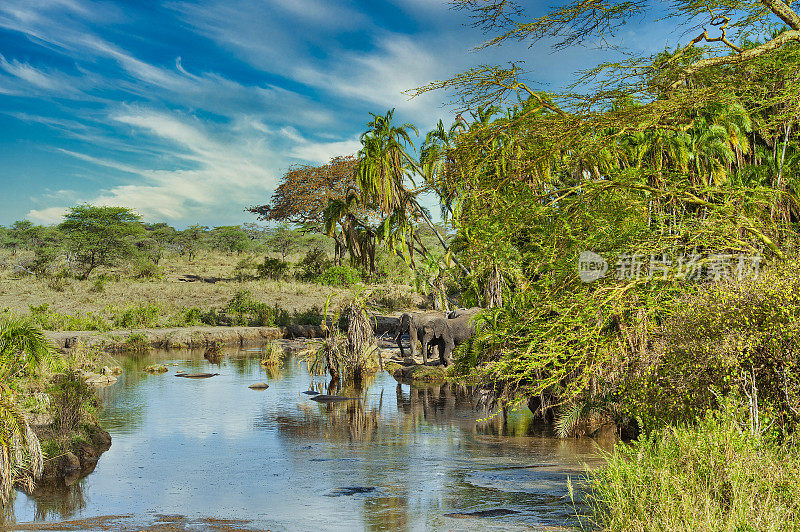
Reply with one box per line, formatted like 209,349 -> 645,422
10,345 -> 608,531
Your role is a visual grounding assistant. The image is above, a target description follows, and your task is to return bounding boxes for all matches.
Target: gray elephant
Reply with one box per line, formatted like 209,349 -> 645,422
396,311 -> 446,363
424,310 -> 481,366
447,306 -> 482,319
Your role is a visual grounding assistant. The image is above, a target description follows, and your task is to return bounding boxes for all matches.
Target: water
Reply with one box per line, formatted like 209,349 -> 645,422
10,345 -> 608,531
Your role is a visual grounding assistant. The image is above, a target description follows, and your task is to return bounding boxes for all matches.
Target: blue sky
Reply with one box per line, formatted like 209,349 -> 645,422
0,0 -> 678,228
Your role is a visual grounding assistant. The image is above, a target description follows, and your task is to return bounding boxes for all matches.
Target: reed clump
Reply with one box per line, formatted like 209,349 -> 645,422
259,341 -> 284,368
587,402 -> 800,531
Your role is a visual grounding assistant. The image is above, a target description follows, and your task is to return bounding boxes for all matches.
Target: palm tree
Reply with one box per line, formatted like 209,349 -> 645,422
356,110 -> 465,272
0,315 -> 51,504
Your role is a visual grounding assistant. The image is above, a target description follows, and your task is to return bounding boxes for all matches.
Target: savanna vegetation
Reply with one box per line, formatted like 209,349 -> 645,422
256,0 -> 800,527
7,0 -> 800,526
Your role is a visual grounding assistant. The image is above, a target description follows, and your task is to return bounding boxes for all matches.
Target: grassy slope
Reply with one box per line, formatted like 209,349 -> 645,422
0,250 -> 419,326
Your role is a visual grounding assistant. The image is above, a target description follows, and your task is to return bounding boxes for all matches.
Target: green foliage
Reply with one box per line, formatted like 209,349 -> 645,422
122,333 -> 150,352
131,257 -> 161,279
256,257 -> 289,280
111,303 -> 161,329
315,265 -> 362,286
0,314 -> 51,503
587,402 -> 800,531
47,371 -> 96,438
58,204 -> 144,280
233,257 -> 255,282
28,304 -> 110,332
295,247 -> 332,281
210,225 -> 251,255
222,290 -> 289,327
292,305 -> 323,326
627,262 -> 800,432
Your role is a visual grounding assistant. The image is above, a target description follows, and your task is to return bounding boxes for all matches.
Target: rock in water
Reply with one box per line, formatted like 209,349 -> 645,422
444,509 -> 519,518
310,394 -> 359,402
248,382 -> 269,390
175,372 -> 219,379
301,390 -> 320,395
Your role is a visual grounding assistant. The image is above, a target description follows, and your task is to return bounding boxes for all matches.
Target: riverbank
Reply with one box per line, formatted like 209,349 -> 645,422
46,315 -> 402,352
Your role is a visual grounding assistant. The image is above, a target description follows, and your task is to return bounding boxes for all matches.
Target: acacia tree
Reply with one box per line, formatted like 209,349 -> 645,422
58,205 -> 144,280
395,0 -> 800,420
248,156 -> 369,266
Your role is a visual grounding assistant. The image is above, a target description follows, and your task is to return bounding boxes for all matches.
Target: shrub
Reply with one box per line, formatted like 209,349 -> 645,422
315,265 -> 362,287
295,247 -> 331,281
89,276 -> 107,293
179,307 -> 204,326
293,305 -> 324,326
28,303 -> 110,331
629,262 -> 800,432
122,332 -> 150,352
133,257 -> 161,279
223,290 -> 288,327
112,303 -> 162,329
257,257 -> 289,280
48,371 -> 97,438
233,257 -> 255,282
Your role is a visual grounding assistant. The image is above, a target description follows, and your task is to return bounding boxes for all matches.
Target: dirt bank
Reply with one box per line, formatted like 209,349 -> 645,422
46,315 -> 401,351
31,424 -> 112,491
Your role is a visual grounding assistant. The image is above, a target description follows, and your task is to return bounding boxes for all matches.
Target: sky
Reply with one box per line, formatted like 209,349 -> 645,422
0,0 -> 679,228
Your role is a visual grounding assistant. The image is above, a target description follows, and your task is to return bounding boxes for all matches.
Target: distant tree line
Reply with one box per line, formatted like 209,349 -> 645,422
0,205 -> 330,279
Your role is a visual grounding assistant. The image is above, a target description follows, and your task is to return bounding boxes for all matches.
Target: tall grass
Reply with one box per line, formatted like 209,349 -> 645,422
587,404 -> 800,531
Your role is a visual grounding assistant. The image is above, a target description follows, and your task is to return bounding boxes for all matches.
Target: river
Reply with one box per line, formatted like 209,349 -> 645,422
10,345 -> 608,531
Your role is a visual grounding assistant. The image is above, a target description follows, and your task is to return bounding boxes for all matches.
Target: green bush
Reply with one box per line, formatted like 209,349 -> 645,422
257,257 -> 289,279
48,371 -> 98,438
132,257 -> 161,279
233,257 -> 255,282
179,307 -> 204,326
315,265 -> 362,286
293,305 -> 324,325
223,290 -> 288,327
28,303 -> 110,331
588,402 -> 800,530
112,303 -> 162,329
295,247 -> 331,281
626,262 -> 800,432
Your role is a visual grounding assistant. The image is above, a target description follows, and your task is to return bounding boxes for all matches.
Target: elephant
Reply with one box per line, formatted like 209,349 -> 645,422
395,311 -> 446,363
424,310 -> 481,366
447,306 -> 482,319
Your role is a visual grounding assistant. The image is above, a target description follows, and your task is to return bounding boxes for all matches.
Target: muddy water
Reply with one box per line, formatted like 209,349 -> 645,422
11,346 -> 609,531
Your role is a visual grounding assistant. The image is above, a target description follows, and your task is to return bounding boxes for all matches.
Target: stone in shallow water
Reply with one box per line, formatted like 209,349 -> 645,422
248,382 -> 269,390
309,394 -> 358,402
326,486 -> 376,497
444,509 -> 520,518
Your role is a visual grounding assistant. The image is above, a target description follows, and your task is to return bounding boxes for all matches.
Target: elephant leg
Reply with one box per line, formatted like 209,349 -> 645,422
396,331 -> 405,357
442,339 -> 456,366
420,331 -> 433,364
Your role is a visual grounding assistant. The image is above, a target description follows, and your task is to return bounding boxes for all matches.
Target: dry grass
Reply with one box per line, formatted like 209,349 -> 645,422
0,251 -> 359,316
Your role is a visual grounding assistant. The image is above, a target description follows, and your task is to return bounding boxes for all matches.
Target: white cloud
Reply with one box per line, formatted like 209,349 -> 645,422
288,136 -> 361,164
38,108 -> 282,224
27,206 -> 68,224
